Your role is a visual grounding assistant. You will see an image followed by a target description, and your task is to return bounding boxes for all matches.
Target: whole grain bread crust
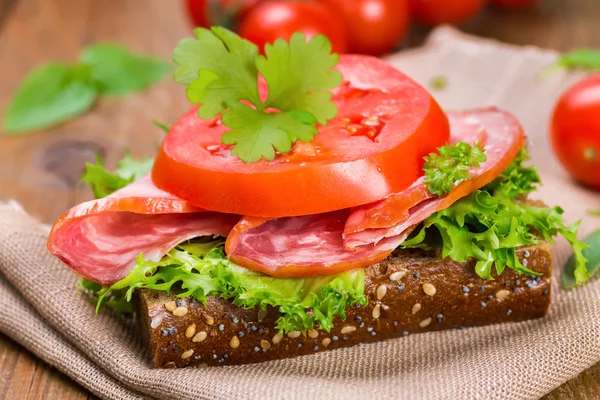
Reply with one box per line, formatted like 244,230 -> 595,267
138,243 -> 552,368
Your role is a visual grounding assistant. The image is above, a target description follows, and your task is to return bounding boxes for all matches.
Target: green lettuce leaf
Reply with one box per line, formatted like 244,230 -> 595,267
407,148 -> 589,286
484,147 -> 541,199
403,189 -> 589,285
404,190 -> 538,278
81,153 -> 153,198
89,240 -> 366,333
80,278 -> 133,314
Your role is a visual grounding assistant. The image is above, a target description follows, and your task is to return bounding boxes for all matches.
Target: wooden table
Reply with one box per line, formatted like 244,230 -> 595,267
0,0 -> 599,398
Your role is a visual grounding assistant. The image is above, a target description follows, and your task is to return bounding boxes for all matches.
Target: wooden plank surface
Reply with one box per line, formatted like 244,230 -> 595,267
0,0 -> 598,398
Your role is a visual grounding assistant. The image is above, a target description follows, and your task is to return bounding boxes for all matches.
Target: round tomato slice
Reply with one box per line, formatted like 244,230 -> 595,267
152,55 -> 449,217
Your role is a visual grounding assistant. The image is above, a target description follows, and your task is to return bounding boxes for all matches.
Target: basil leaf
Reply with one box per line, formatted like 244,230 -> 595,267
562,229 -> 600,289
81,43 -> 170,95
2,63 -> 97,134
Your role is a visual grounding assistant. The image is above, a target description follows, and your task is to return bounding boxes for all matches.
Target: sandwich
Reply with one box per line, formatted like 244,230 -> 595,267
47,27 -> 590,368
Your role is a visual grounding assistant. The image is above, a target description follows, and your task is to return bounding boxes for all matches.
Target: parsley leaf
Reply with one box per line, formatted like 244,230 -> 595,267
485,147 -> 541,198
175,26 -> 260,118
80,43 -> 170,95
2,63 -> 97,134
257,33 -> 342,124
221,103 -> 318,162
423,141 -> 487,196
174,28 -> 341,162
81,153 -> 153,198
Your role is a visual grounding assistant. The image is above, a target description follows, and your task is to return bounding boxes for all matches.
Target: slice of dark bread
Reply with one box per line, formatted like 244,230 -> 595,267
137,243 -> 552,367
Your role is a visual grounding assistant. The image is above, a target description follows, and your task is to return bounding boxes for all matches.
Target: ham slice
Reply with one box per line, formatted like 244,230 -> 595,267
225,211 -> 397,278
226,108 -> 523,276
47,175 -> 239,285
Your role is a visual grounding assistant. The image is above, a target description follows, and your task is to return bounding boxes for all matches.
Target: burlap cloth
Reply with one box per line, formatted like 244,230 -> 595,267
1,27 -> 599,400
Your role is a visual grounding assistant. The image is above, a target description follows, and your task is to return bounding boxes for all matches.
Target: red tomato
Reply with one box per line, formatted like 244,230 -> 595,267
551,74 -> 600,190
185,0 -> 261,29
317,0 -> 410,56
490,0 -> 539,8
152,55 -> 449,217
238,1 -> 348,54
410,0 -> 486,26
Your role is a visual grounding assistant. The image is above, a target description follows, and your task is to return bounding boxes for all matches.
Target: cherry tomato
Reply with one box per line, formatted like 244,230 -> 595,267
152,55 -> 449,217
317,0 -> 410,56
238,1 -> 348,54
410,0 -> 486,26
551,74 -> 600,190
490,0 -> 539,8
184,0 -> 261,29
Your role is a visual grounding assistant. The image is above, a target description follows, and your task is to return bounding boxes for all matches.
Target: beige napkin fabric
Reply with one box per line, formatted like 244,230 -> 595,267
1,27 -> 600,400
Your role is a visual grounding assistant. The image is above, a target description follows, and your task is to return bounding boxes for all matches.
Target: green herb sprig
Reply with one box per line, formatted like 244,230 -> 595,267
423,141 -> 487,196
403,189 -> 588,283
484,147 -> 541,199
173,27 -> 342,162
3,43 -> 170,134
